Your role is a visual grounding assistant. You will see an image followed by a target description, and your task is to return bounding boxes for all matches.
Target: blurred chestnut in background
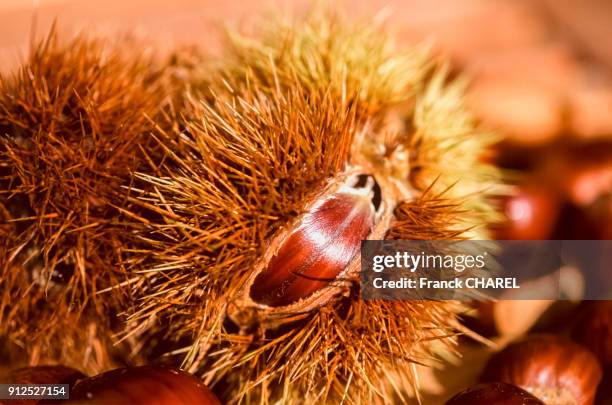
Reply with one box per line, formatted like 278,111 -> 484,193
494,140 -> 612,241
445,382 -> 545,405
494,183 -> 560,240
573,301 -> 612,367
481,334 -> 602,405
67,366 -> 220,405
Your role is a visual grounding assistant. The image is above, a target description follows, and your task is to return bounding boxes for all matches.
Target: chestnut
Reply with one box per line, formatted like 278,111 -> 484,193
481,334 -> 603,405
248,173 -> 384,309
573,301 -> 612,367
445,382 -> 545,405
66,366 -> 220,405
494,184 -> 560,240
249,187 -> 376,307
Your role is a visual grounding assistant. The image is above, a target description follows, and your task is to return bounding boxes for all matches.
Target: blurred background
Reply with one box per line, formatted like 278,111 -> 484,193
1,1 -> 610,403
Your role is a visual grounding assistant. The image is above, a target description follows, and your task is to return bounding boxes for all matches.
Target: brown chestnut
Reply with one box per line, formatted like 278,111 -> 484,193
249,173 -> 382,308
494,184 -> 560,240
481,334 -> 603,405
573,301 -> 612,367
250,189 -> 376,307
67,366 -> 220,405
445,382 -> 545,405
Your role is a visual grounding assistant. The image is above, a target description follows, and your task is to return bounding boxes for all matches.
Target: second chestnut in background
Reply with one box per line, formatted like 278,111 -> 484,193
481,334 -> 602,405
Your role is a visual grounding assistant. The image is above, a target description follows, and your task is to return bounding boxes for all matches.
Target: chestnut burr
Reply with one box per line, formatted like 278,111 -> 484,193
445,382 -> 545,405
481,334 -> 603,405
228,172 -> 391,331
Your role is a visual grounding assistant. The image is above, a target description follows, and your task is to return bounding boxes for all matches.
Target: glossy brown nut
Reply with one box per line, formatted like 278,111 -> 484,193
573,301 -> 612,367
67,366 -> 221,405
445,382 -> 545,405
250,191 -> 375,307
481,334 -> 603,405
495,185 -> 560,240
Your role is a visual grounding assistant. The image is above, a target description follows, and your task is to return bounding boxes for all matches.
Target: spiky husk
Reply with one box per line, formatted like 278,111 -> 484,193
0,30 -> 194,373
408,70 -> 502,239
116,12 -> 500,404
